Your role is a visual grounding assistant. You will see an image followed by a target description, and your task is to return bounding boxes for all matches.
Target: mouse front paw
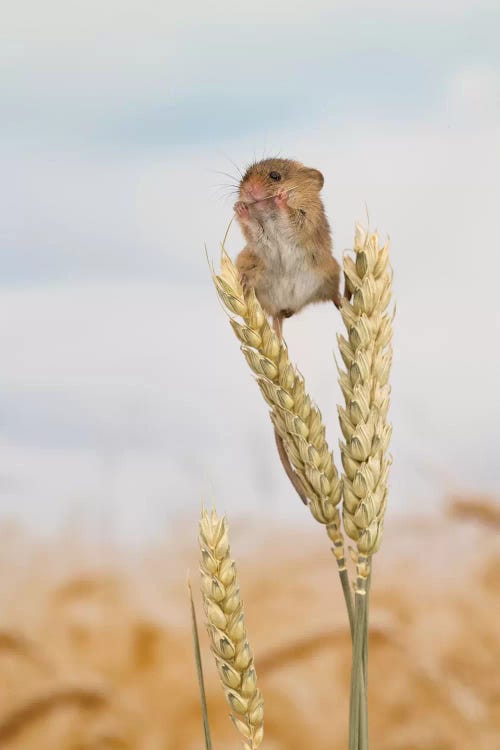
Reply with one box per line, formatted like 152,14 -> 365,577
234,201 -> 250,221
274,190 -> 289,209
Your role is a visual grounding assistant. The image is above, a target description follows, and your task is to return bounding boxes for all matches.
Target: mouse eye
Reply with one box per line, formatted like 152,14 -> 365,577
269,171 -> 281,181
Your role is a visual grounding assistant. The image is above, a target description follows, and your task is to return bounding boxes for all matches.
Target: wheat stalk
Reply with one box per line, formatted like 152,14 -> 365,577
212,249 -> 344,558
199,507 -> 264,750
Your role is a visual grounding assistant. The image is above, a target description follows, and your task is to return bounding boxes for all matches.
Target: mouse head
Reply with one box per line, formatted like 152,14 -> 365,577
238,158 -> 324,206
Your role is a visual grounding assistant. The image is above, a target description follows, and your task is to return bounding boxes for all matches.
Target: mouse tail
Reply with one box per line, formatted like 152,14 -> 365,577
274,429 -> 308,505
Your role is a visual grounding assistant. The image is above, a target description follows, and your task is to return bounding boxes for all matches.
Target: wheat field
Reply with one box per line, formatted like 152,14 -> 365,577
0,497 -> 498,750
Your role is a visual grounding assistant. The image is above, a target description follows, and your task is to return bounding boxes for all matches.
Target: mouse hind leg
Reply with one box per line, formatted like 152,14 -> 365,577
317,256 -> 342,308
317,256 -> 355,308
274,429 -> 308,504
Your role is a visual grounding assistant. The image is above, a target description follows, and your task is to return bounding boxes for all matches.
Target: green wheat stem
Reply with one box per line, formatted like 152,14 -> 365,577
339,568 -> 355,636
349,590 -> 366,750
335,551 -> 368,750
361,565 -> 372,748
188,579 -> 214,750
332,547 -> 355,636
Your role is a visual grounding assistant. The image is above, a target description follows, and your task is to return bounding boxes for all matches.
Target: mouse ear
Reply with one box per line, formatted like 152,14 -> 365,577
303,168 -> 324,190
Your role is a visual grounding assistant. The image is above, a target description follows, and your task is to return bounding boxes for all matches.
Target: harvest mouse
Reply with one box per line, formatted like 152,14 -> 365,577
234,157 -> 344,338
233,157 -> 345,503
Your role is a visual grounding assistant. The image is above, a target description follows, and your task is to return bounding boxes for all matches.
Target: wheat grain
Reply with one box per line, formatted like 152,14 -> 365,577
199,507 -> 264,750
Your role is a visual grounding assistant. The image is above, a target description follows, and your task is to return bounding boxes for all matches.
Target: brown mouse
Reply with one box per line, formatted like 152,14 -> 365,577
233,157 -> 346,504
234,157 -> 343,338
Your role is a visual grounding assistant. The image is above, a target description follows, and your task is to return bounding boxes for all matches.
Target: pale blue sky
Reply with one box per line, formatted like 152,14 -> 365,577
2,4 -> 499,150
1,1 -> 499,537
2,2 -> 500,281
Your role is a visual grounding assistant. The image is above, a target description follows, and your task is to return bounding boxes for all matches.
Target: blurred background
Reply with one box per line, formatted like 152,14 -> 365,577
0,1 -> 499,748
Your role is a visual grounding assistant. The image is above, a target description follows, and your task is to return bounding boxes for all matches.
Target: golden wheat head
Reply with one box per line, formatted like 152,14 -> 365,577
338,224 -> 393,560
199,507 -> 264,750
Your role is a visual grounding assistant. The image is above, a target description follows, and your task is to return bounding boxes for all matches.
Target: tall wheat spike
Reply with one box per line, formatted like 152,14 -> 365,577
199,507 -> 264,750
212,250 -> 344,559
337,224 -> 393,568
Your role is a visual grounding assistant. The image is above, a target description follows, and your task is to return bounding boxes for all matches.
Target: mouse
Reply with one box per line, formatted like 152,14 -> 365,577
233,157 -> 346,504
234,157 -> 345,338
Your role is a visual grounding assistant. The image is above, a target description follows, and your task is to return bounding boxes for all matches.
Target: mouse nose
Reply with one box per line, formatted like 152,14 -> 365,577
242,178 -> 266,202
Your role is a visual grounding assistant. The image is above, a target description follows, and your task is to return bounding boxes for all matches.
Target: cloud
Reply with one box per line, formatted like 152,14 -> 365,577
447,64 -> 500,122
2,3 -> 499,147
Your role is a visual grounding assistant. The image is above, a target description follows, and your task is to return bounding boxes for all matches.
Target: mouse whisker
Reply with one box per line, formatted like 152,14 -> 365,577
211,169 -> 241,183
226,158 -> 244,179
210,184 -> 240,195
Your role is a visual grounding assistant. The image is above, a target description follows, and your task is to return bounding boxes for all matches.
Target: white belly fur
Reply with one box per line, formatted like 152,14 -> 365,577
254,220 -> 321,316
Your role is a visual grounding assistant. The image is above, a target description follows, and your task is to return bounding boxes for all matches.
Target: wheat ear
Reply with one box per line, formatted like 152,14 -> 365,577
199,507 -> 264,750
212,249 -> 344,557
338,224 -> 393,568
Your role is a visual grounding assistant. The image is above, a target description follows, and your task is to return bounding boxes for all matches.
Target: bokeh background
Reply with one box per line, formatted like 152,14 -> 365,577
1,1 -> 499,748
